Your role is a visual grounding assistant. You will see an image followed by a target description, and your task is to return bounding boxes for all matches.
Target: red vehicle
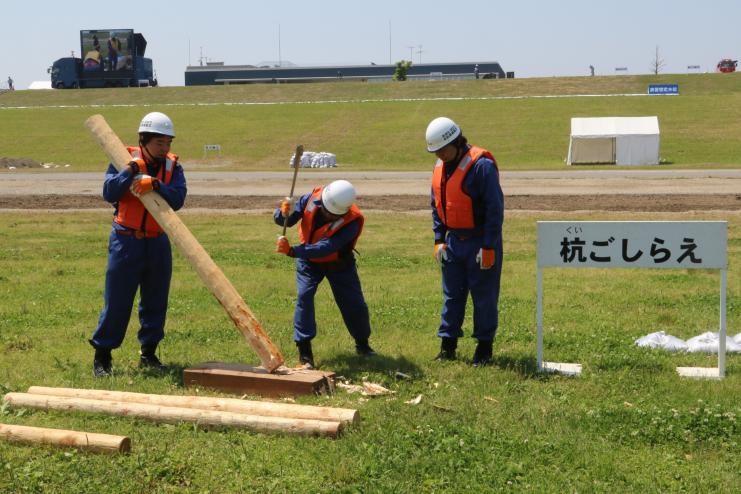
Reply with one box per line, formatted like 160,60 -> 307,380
717,59 -> 738,73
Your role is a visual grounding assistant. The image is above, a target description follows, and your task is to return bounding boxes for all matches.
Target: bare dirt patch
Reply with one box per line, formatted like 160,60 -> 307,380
1,194 -> 739,212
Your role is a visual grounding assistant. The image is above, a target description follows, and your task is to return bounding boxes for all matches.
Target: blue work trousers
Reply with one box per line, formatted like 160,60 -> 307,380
293,258 -> 371,343
438,233 -> 502,341
90,229 -> 172,349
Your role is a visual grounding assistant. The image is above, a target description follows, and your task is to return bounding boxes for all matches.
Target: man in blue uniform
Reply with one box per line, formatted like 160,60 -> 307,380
274,180 -> 376,368
426,117 -> 504,366
90,112 -> 187,377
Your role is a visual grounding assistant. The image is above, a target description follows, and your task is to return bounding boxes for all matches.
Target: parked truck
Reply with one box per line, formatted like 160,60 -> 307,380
49,29 -> 157,89
716,59 -> 738,73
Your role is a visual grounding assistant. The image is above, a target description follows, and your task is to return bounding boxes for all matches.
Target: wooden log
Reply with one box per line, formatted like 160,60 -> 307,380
3,393 -> 341,438
0,423 -> 130,454
183,362 -> 336,398
84,114 -> 283,372
27,386 -> 359,425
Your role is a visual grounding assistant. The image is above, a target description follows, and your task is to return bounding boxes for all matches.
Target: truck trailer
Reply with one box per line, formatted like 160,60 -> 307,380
49,29 -> 157,89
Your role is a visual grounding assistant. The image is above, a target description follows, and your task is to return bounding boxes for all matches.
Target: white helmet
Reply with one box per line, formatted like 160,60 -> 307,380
321,180 -> 356,215
425,116 -> 461,152
138,112 -> 175,137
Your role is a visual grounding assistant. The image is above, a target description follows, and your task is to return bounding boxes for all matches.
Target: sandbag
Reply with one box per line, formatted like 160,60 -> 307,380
634,331 -> 687,352
686,331 -> 741,353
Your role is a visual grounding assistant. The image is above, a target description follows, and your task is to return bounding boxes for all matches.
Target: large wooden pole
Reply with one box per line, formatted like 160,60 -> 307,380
84,114 -> 283,372
0,423 -> 130,454
3,393 -> 341,438
27,386 -> 358,425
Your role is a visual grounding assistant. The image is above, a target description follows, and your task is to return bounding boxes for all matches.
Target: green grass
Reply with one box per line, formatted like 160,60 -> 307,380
1,74 -> 740,171
0,210 -> 739,492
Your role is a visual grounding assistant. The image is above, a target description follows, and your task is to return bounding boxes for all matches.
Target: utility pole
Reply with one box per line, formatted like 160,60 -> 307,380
278,24 -> 282,68
417,45 -> 423,64
388,20 -> 392,65
407,46 -> 414,62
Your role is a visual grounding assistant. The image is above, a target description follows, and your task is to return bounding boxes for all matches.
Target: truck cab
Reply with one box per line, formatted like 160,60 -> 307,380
50,58 -> 82,89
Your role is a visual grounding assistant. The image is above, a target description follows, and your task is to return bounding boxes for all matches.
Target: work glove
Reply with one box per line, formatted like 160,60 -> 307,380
127,158 -> 146,176
131,174 -> 160,196
279,197 -> 296,217
476,248 -> 495,270
434,243 -> 448,264
276,235 -> 294,256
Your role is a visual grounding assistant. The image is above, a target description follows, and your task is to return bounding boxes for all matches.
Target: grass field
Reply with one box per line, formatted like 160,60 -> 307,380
0,210 -> 738,492
1,73 -> 740,171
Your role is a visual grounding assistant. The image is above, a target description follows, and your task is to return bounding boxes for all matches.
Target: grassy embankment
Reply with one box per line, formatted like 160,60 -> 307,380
1,73 -> 740,171
0,210 -> 738,492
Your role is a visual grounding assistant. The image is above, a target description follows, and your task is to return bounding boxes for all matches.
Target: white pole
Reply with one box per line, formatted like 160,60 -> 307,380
719,269 -> 727,377
536,266 -> 544,370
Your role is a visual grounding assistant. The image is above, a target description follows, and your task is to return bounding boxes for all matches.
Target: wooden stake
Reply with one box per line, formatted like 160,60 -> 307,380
27,386 -> 358,425
0,423 -> 130,454
3,393 -> 341,438
84,114 -> 283,372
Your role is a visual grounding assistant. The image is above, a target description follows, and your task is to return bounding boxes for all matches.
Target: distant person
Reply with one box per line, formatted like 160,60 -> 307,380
7,76 -> 13,90
474,64 -> 480,79
274,180 -> 376,368
83,50 -> 102,71
589,65 -> 595,77
337,70 -> 343,80
92,34 -> 101,53
107,33 -> 121,70
90,112 -> 187,377
426,117 -> 504,367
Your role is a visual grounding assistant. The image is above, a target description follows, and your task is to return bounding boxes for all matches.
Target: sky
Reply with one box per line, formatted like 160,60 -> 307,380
2,1 -> 740,89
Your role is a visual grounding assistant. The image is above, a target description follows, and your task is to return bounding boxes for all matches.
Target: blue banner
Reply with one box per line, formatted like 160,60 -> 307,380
648,84 -> 679,95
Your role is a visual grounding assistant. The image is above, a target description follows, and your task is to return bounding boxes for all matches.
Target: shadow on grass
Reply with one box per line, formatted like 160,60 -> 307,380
319,353 -> 422,381
491,353 -> 543,379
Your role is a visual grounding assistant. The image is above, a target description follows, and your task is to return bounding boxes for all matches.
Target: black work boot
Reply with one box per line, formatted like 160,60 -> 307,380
434,337 -> 457,361
139,345 -> 167,371
472,340 -> 493,367
355,339 -> 377,357
296,340 -> 315,369
93,348 -> 112,378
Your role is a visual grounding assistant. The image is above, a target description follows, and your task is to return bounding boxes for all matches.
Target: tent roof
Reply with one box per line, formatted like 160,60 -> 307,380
571,116 -> 659,138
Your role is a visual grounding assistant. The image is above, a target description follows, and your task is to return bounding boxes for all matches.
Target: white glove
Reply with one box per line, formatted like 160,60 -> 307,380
434,243 -> 448,264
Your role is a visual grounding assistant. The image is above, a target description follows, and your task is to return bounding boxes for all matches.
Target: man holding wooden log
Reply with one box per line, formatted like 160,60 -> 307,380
90,112 -> 187,377
274,180 -> 376,369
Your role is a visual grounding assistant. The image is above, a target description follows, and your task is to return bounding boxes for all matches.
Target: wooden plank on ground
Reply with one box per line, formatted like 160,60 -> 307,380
183,362 -> 336,397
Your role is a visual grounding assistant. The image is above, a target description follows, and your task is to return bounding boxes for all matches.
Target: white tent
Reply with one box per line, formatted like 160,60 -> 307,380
28,81 -> 52,90
567,116 -> 660,165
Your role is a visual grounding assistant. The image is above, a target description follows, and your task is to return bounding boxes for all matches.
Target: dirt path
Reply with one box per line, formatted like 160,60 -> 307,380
0,170 -> 739,211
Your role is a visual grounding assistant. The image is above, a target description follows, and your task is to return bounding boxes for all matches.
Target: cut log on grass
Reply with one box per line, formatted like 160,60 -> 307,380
3,393 -> 341,438
84,114 -> 283,372
27,386 -> 359,425
0,423 -> 130,454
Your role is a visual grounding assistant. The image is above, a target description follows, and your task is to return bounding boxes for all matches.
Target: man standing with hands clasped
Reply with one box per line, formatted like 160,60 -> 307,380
426,117 -> 504,366
90,112 -> 187,377
274,180 -> 376,369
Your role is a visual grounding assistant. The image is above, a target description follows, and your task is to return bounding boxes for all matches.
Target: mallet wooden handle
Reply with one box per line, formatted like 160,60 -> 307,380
85,114 -> 283,372
282,144 -> 303,236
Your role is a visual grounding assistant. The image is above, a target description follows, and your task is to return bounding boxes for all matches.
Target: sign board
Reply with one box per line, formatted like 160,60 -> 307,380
687,65 -> 701,70
203,144 -> 222,158
536,221 -> 728,379
537,221 -> 726,269
615,67 -> 628,72
648,84 -> 679,95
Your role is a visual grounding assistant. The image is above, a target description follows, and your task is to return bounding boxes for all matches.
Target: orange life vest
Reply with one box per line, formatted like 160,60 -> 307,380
298,187 -> 364,263
431,145 -> 497,229
113,146 -> 178,235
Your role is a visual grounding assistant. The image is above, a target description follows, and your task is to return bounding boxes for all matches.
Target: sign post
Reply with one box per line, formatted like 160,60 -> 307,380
536,221 -> 728,379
